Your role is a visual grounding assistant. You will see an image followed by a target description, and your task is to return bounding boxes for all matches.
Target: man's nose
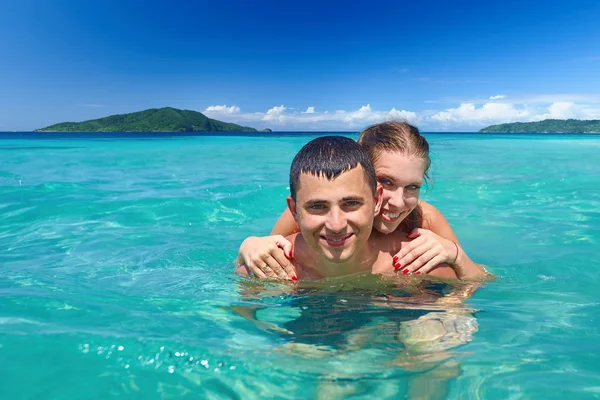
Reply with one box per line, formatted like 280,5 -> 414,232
326,208 -> 347,232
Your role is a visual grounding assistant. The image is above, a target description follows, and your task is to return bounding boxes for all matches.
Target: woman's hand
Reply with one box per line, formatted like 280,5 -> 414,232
393,228 -> 458,276
236,235 -> 297,280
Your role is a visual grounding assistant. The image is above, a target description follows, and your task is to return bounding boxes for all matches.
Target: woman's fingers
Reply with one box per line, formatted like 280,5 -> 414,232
414,254 -> 447,275
395,236 -> 430,271
400,248 -> 438,274
263,253 -> 288,279
393,237 -> 424,267
274,235 -> 294,259
246,261 -> 269,279
392,228 -> 455,276
271,248 -> 298,280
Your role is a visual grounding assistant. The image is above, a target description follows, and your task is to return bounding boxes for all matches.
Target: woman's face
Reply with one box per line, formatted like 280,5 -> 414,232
372,151 -> 426,234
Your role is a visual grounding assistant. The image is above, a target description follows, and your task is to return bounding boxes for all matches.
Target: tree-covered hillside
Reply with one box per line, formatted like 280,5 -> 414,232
480,119 -> 600,133
36,107 -> 269,133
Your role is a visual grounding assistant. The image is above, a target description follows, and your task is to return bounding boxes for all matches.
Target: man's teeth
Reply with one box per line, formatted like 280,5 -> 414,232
327,237 -> 345,242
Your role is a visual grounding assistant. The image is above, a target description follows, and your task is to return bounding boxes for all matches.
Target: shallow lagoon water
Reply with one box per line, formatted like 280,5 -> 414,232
1,132 -> 600,399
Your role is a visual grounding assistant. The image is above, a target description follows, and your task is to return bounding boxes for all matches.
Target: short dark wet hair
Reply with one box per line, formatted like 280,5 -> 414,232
289,136 -> 377,200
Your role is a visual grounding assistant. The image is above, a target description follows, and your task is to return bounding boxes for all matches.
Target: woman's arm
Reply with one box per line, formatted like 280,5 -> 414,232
270,208 -> 300,236
418,201 -> 490,280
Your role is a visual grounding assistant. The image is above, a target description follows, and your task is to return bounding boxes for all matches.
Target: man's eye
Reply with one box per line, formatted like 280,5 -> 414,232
308,204 -> 326,210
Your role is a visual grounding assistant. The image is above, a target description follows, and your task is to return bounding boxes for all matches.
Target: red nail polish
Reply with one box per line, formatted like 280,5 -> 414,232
402,269 -> 409,274
291,276 -> 298,281
393,256 -> 398,263
394,263 -> 401,270
415,271 -> 421,275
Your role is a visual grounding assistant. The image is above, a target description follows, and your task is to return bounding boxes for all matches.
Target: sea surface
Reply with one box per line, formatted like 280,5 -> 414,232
1,131 -> 599,399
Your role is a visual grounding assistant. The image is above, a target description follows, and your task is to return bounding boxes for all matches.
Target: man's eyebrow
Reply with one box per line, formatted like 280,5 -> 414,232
304,199 -> 329,204
341,195 -> 366,201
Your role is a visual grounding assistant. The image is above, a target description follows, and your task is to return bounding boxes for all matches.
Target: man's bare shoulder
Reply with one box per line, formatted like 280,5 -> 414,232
285,233 -> 305,264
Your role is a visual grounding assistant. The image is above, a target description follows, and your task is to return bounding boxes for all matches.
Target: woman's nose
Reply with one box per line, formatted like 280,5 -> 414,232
386,189 -> 404,209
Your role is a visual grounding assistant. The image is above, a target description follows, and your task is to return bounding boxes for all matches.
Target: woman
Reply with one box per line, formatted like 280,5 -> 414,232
238,121 -> 488,281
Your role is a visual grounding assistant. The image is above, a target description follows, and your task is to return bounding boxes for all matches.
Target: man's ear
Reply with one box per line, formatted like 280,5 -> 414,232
373,184 -> 383,216
286,196 -> 298,221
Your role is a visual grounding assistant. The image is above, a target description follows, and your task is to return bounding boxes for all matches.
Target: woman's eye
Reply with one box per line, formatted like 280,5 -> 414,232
378,178 -> 393,187
406,185 -> 421,191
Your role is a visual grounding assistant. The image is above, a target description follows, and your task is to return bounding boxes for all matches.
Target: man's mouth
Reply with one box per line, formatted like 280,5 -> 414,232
321,233 -> 354,246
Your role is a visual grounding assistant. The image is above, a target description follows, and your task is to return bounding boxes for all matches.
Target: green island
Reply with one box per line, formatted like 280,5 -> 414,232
480,119 -> 600,133
35,107 -> 272,133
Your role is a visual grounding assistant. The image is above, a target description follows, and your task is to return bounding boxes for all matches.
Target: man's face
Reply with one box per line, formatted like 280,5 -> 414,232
287,165 -> 382,264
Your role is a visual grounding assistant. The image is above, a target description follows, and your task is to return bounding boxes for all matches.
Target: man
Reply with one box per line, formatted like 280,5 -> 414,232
236,136 -> 456,280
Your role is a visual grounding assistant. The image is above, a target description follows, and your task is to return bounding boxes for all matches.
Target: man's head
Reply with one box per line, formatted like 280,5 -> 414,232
287,136 -> 382,264
289,136 -> 378,201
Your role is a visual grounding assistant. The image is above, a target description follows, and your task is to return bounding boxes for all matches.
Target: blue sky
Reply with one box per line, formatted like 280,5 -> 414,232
1,0 -> 599,131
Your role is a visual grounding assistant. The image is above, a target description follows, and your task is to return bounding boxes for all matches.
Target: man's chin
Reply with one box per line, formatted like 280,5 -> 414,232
319,247 -> 353,263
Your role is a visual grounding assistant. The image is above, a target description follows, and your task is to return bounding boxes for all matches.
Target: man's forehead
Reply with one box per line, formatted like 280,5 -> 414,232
296,166 -> 372,199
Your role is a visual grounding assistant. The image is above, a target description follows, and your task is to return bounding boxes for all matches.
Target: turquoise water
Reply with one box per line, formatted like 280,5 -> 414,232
1,132 -> 600,399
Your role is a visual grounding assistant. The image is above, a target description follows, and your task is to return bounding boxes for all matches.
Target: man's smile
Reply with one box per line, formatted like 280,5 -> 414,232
320,233 -> 354,247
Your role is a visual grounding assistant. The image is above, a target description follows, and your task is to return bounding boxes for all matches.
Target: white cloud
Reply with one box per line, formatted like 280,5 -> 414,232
199,95 -> 600,132
430,103 -> 530,124
426,100 -> 600,130
266,105 -> 286,115
204,105 -> 240,114
388,108 -> 418,121
263,105 -> 287,122
535,102 -> 577,120
437,93 -> 600,106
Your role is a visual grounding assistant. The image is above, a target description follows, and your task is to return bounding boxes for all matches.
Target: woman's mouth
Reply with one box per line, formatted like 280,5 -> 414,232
381,210 -> 402,222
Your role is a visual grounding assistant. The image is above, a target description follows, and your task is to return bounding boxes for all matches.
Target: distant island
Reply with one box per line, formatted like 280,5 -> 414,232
35,107 -> 272,133
480,119 -> 600,133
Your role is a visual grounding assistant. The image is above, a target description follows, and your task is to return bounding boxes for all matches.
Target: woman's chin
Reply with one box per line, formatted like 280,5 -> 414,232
373,218 -> 399,235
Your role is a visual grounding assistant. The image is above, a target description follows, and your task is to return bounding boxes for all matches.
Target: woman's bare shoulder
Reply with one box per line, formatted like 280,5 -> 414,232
417,201 -> 459,242
418,201 -> 445,228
